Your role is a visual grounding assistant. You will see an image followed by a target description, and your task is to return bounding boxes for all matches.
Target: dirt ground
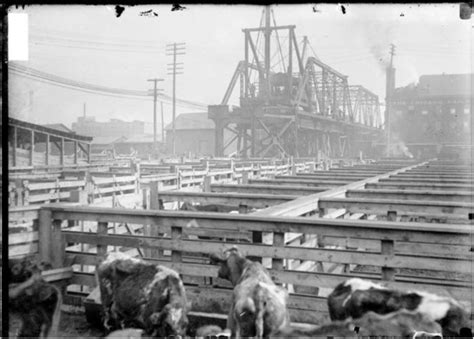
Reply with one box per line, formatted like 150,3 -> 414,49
9,311 -> 105,339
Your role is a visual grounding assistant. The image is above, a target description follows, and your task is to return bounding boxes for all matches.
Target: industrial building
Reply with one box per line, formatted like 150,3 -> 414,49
390,73 -> 472,159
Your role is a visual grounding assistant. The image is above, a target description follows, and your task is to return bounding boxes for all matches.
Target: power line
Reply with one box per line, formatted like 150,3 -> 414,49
9,63 -> 207,110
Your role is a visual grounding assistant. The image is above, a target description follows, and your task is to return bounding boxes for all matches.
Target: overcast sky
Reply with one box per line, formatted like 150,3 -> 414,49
8,4 -> 472,129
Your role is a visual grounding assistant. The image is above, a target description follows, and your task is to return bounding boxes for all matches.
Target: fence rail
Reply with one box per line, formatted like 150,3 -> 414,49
38,205 -> 472,324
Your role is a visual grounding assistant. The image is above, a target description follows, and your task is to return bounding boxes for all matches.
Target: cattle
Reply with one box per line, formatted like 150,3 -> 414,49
270,310 -> 441,338
8,259 -> 62,338
195,325 -> 232,339
210,247 -> 290,338
180,201 -> 237,213
97,252 -> 189,338
327,278 -> 470,337
105,328 -> 143,338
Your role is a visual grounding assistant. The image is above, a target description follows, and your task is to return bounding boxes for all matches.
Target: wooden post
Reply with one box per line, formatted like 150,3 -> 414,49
45,133 -> 50,166
12,125 -> 17,167
203,175 -> 211,192
60,137 -> 65,166
51,219 -> 66,268
22,180 -> 29,206
382,211 -> 397,281
171,226 -> 182,264
38,208 -> 53,264
291,156 -> 296,175
74,141 -> 78,164
97,222 -> 108,263
242,171 -> 249,185
148,181 -> 162,258
29,129 -> 35,166
272,232 -> 284,275
87,143 -> 91,164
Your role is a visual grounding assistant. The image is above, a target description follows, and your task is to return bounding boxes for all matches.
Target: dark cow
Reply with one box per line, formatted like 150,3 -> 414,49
97,252 -> 189,338
9,259 -> 62,338
327,278 -> 470,337
271,310 -> 441,338
210,247 -> 290,338
180,201 -> 237,213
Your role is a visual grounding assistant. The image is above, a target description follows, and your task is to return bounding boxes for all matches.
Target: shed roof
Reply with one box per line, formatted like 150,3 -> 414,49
42,123 -> 74,133
165,112 -> 214,131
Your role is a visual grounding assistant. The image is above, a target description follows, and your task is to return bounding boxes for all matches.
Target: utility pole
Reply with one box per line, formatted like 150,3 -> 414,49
147,78 -> 164,151
386,43 -> 396,157
166,42 -> 186,156
160,101 -> 165,143
83,102 -> 86,118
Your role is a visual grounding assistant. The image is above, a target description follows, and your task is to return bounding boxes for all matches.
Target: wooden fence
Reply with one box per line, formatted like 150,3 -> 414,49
38,205 -> 472,324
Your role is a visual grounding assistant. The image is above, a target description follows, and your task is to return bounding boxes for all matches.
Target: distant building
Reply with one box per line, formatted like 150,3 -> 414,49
71,116 -> 145,138
390,73 -> 472,159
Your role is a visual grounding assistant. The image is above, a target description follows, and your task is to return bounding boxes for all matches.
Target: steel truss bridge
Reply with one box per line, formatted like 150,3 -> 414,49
209,7 -> 384,159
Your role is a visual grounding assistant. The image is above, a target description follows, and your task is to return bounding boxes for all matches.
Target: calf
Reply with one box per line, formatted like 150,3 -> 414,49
210,247 -> 290,338
270,310 -> 441,338
97,252 -> 189,337
8,259 -> 62,338
327,278 -> 470,337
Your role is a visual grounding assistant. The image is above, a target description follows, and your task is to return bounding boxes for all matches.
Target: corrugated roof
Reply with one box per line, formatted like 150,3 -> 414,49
165,112 -> 214,131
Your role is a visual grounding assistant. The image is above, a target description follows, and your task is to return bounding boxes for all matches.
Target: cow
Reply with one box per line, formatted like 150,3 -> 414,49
105,328 -> 143,338
8,259 -> 62,338
97,252 -> 189,338
195,325 -> 232,339
210,247 -> 290,338
270,310 -> 441,338
327,278 -> 470,337
180,201 -> 237,213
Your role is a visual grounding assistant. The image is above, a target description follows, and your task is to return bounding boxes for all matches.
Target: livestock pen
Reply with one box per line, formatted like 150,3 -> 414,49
9,158 -> 473,336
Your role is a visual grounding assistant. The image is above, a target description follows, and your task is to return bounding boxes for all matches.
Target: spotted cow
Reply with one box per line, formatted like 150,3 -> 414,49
97,252 -> 189,337
327,278 -> 470,337
210,247 -> 290,338
271,309 -> 442,338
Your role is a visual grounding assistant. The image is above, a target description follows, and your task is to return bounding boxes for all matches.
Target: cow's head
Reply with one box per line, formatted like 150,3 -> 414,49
150,303 -> 189,337
210,247 -> 248,286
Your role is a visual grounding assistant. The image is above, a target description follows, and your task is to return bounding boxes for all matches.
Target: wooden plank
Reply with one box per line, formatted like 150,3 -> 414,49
48,206 -> 472,245
366,182 -> 474,192
250,178 -> 343,187
275,175 -> 356,184
319,197 -> 473,217
346,189 -> 473,203
210,184 -> 325,196
253,162 -> 428,217
156,191 -> 297,208
381,177 -> 473,184
61,233 -> 471,273
70,255 -> 471,301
